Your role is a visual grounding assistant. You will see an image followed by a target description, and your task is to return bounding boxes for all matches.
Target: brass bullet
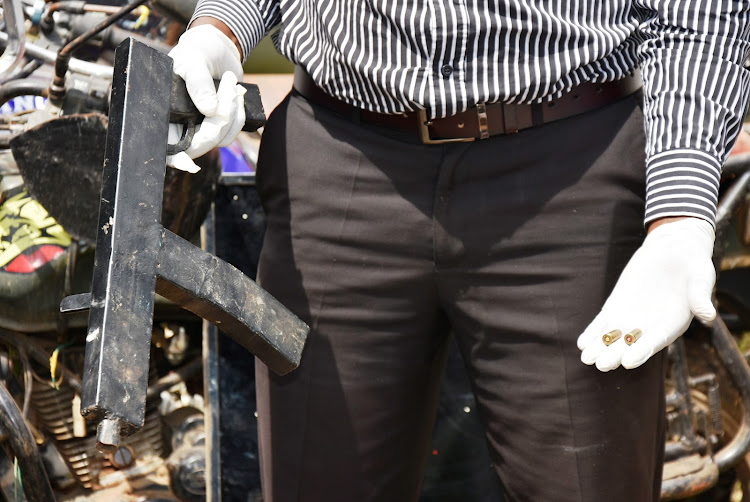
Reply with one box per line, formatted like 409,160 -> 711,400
624,329 -> 642,345
602,329 -> 622,346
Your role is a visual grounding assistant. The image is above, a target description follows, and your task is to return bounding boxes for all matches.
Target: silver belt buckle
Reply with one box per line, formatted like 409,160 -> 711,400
417,109 -> 476,144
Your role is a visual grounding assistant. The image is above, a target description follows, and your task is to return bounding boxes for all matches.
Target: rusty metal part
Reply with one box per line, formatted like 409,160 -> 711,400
662,315 -> 750,499
661,454 -> 719,501
709,315 -> 750,471
689,373 -> 724,439
48,0 -> 149,105
44,2 -> 148,19
602,329 -> 622,345
624,329 -> 642,345
31,376 -> 163,488
667,340 -> 703,454
720,254 -> 750,271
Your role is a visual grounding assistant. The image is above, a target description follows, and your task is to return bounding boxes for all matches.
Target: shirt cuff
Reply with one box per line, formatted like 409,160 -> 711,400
644,149 -> 721,228
191,0 -> 266,61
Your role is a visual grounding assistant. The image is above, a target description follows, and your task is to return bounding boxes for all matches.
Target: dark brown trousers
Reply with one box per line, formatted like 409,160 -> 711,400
253,90 -> 666,502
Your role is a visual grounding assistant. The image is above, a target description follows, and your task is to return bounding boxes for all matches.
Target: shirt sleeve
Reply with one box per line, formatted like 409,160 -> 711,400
190,0 -> 282,60
636,0 -> 750,227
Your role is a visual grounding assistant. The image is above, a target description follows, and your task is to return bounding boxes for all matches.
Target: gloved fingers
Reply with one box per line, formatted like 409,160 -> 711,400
620,336 -> 657,370
577,217 -> 716,372
169,25 -> 245,117
215,86 -> 246,148
184,124 -> 215,161
180,64 -> 220,117
580,325 -> 626,366
166,151 -> 200,174
185,72 -> 241,159
620,318 -> 689,369
580,324 -> 614,366
687,268 -> 717,323
594,337 -> 629,372
577,312 -> 608,351
182,25 -> 245,81
581,325 -> 642,371
580,338 -> 606,366
211,35 -> 245,82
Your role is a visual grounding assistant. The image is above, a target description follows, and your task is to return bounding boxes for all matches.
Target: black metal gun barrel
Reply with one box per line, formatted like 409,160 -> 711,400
80,36 -> 171,451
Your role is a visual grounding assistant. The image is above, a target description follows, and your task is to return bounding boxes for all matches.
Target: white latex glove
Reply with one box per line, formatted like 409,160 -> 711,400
167,72 -> 246,172
166,24 -> 246,172
577,217 -> 716,372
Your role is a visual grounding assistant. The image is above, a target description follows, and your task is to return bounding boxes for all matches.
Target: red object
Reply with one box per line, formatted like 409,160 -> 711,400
4,244 -> 65,273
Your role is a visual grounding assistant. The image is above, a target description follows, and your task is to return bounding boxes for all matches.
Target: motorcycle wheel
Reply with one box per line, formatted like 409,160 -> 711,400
679,327 -> 750,502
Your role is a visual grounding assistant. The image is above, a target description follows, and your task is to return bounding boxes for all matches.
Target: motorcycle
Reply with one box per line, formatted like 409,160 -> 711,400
0,1 -> 290,500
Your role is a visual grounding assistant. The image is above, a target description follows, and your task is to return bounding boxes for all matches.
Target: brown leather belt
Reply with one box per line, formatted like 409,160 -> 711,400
293,68 -> 642,144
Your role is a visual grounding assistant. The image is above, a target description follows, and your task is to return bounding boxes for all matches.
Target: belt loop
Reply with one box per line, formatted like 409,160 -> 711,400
476,102 -> 490,139
502,103 -> 518,134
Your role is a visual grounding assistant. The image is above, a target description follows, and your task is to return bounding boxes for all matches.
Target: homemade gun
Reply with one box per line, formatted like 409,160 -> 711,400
61,38 -> 309,452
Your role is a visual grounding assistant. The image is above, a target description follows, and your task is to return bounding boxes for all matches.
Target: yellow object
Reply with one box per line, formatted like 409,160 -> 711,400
0,189 -> 71,268
602,329 -> 622,346
133,6 -> 150,30
624,329 -> 642,345
50,342 -> 72,389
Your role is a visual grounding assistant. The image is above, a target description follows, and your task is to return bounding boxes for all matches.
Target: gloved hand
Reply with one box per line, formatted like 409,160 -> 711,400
167,24 -> 246,172
577,217 -> 716,371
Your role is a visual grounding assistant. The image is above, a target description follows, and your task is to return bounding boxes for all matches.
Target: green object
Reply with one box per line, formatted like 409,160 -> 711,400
243,34 -> 293,74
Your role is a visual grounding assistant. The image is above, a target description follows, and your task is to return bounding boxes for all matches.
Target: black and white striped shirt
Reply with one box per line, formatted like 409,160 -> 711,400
192,0 -> 750,226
